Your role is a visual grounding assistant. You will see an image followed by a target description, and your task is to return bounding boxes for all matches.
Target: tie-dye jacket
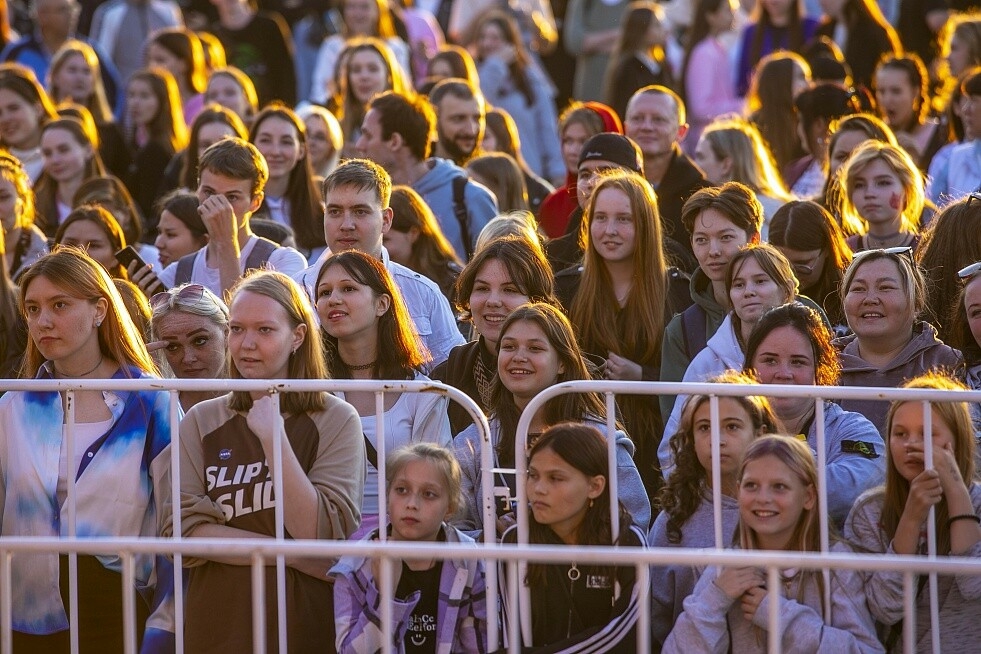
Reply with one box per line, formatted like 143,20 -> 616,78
0,363 -> 175,650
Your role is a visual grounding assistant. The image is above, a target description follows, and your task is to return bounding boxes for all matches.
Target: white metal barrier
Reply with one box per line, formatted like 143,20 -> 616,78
1,378 -> 979,653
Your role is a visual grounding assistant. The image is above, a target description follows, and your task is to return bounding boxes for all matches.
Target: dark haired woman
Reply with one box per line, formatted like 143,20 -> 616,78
735,0 -> 819,95
603,1 -> 675,123
816,0 -> 901,90
874,54 -> 948,171
483,108 -> 554,216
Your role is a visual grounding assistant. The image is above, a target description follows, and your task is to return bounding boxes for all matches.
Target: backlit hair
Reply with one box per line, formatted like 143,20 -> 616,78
127,68 -> 188,154
180,104 -> 248,189
839,140 -> 924,236
700,119 -> 791,201
743,302 -> 840,387
47,40 -> 113,123
387,443 -> 464,517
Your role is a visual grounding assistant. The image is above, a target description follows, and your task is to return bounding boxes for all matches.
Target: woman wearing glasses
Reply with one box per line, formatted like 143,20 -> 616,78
148,283 -> 229,412
835,247 -> 962,435
951,257 -> 981,448
768,200 -> 853,331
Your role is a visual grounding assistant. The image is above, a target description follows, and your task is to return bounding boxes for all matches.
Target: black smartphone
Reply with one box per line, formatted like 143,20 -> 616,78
115,246 -> 147,270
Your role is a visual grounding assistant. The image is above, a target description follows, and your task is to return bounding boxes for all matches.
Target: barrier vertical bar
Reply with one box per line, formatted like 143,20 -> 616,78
252,552 -> 266,654
605,392 -> 619,540
168,390 -> 185,654
767,566 -> 781,654
376,391 -> 388,543
270,391 -> 287,654
507,561 -> 521,653
710,395 -> 722,549
65,388 -> 79,654
814,398 -> 830,620
921,401 -> 940,654
635,562 -> 650,654
122,552 -> 136,654
379,553 -> 395,653
1,551 -> 11,654
903,570 -> 915,654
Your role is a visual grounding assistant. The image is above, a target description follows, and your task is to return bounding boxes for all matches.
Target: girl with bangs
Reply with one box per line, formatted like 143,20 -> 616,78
840,140 -> 928,252
331,38 -> 410,159
562,171 -> 691,497
34,116 -> 107,236
650,371 -> 779,648
2,247 -> 174,650
47,40 -> 129,178
171,270 -> 364,653
664,435 -> 882,653
315,249 -> 451,537
204,67 -> 259,127
125,67 -> 189,221
249,103 -> 326,261
845,373 -> 981,652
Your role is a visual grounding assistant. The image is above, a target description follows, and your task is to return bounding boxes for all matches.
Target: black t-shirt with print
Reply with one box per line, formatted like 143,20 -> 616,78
397,561 -> 443,653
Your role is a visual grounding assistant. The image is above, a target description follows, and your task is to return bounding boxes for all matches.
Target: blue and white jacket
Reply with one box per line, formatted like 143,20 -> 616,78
0,364 -> 175,650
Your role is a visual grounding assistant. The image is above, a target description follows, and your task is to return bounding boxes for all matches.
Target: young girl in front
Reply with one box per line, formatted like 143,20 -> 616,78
840,140 -> 925,252
845,373 -> 981,651
501,421 -> 647,651
650,371 -> 779,648
664,435 -> 883,653
330,443 -> 487,652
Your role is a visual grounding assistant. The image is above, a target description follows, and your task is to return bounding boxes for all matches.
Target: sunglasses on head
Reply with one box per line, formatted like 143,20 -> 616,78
851,246 -> 915,268
149,283 -> 207,312
958,261 -> 981,281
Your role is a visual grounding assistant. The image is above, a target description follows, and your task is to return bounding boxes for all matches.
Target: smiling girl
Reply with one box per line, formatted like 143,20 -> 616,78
34,117 -> 106,236
664,435 -> 882,653
453,302 -> 651,536
316,250 -> 451,536
840,141 -> 926,252
0,63 -> 58,182
331,443 -> 487,652
650,371 -> 779,647
845,373 -> 981,651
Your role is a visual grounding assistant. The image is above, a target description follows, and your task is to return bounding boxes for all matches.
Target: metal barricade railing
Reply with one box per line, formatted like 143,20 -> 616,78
2,378 -> 980,653
511,379 -> 981,653
0,377 -> 496,653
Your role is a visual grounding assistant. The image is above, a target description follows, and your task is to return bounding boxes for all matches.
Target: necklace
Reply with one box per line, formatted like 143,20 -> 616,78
343,359 -> 376,371
53,355 -> 104,379
865,232 -> 912,249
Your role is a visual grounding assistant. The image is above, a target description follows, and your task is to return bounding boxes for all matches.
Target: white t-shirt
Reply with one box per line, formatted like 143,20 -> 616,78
157,235 -> 308,295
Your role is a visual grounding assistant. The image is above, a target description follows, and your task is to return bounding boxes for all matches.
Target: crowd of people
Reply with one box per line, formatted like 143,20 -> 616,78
0,0 -> 980,650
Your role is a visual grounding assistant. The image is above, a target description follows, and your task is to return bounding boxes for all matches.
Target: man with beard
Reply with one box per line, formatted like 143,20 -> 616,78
355,90 -> 498,262
429,79 -> 485,167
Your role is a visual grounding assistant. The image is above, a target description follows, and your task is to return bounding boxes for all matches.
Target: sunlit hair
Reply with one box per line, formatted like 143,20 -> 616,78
198,136 -> 268,199
840,247 -> 927,328
227,270 -> 328,413
35,117 -> 107,236
316,249 -> 429,378
0,154 -> 37,231
525,422 -> 633,587
574,171 -> 666,367
725,243 -> 798,341
768,201 -> 852,324
0,225 -> 17,338
197,32 -> 226,71
558,102 -> 606,142
323,157 -> 392,208
700,118 -> 792,200
19,246 -> 158,376
839,140 -> 924,236
875,53 -> 930,128
629,84 -> 685,124
490,303 -> 610,467
53,204 -> 127,278
74,175 -> 144,246
149,283 -> 229,377
0,63 -> 59,148
746,52 -> 810,171
660,370 -> 779,544
47,40 -> 113,123
426,45 -> 479,88
297,104 -> 343,175
147,28 -> 208,95
248,103 -> 325,253
454,234 -> 555,320
821,113 -> 897,216
180,104 -> 248,189
744,302 -> 840,387
466,152 -> 529,212
878,373 -> 977,555
387,442 -> 464,517
334,38 -> 410,143
603,1 -> 667,106
127,68 -> 188,154
737,435 -> 820,552
473,211 -> 544,256
918,196 -> 981,343
389,185 -> 461,285
206,67 -> 259,123
681,181 -> 764,237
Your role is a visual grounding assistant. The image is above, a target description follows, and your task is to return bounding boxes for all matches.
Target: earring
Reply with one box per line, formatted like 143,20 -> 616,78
588,498 -> 594,509
95,320 -> 102,327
